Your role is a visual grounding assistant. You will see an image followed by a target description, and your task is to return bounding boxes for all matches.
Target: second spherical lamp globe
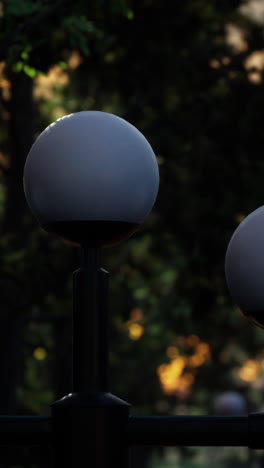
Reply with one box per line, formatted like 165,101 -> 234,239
23,111 -> 159,246
225,205 -> 264,328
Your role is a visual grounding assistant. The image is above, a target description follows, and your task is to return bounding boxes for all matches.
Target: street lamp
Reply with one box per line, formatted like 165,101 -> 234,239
24,110 -> 159,246
23,110 -> 159,467
225,205 -> 264,328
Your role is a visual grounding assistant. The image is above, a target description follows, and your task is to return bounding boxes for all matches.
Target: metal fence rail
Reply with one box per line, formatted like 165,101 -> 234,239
0,416 -> 51,446
0,413 -> 263,450
127,415 -> 249,447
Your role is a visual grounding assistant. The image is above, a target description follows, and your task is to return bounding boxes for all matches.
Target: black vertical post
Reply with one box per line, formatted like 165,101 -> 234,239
72,247 -> 108,393
51,247 -> 130,468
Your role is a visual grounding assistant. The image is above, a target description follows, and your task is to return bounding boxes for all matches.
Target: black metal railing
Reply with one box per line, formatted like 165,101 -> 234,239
0,412 -> 263,449
0,248 -> 263,467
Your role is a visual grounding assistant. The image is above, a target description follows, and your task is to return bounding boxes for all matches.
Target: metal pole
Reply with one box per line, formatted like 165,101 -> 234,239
51,246 -> 130,468
72,247 -> 108,393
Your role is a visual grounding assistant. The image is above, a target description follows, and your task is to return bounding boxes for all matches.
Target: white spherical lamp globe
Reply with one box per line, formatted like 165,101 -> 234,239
225,205 -> 264,328
23,111 -> 159,246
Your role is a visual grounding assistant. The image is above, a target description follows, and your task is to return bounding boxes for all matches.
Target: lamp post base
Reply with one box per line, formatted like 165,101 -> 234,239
51,392 -> 130,468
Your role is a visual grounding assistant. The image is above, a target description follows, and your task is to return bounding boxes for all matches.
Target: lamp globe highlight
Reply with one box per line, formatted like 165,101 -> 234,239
225,205 -> 264,328
23,111 -> 159,246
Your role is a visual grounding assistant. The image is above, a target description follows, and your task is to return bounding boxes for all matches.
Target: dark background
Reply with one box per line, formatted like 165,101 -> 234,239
1,0 -> 264,466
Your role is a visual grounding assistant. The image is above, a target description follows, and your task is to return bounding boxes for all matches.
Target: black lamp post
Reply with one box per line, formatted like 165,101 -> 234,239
23,110 -> 159,467
0,110 -> 261,466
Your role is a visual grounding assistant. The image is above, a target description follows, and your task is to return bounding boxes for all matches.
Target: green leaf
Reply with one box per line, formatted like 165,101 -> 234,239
23,64 -> 37,77
5,0 -> 43,17
3,249 -> 26,263
160,269 -> 178,288
58,61 -> 69,70
125,8 -> 134,20
78,37 -> 90,57
133,287 -> 149,300
12,61 -> 24,72
62,15 -> 99,56
21,50 -> 29,60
